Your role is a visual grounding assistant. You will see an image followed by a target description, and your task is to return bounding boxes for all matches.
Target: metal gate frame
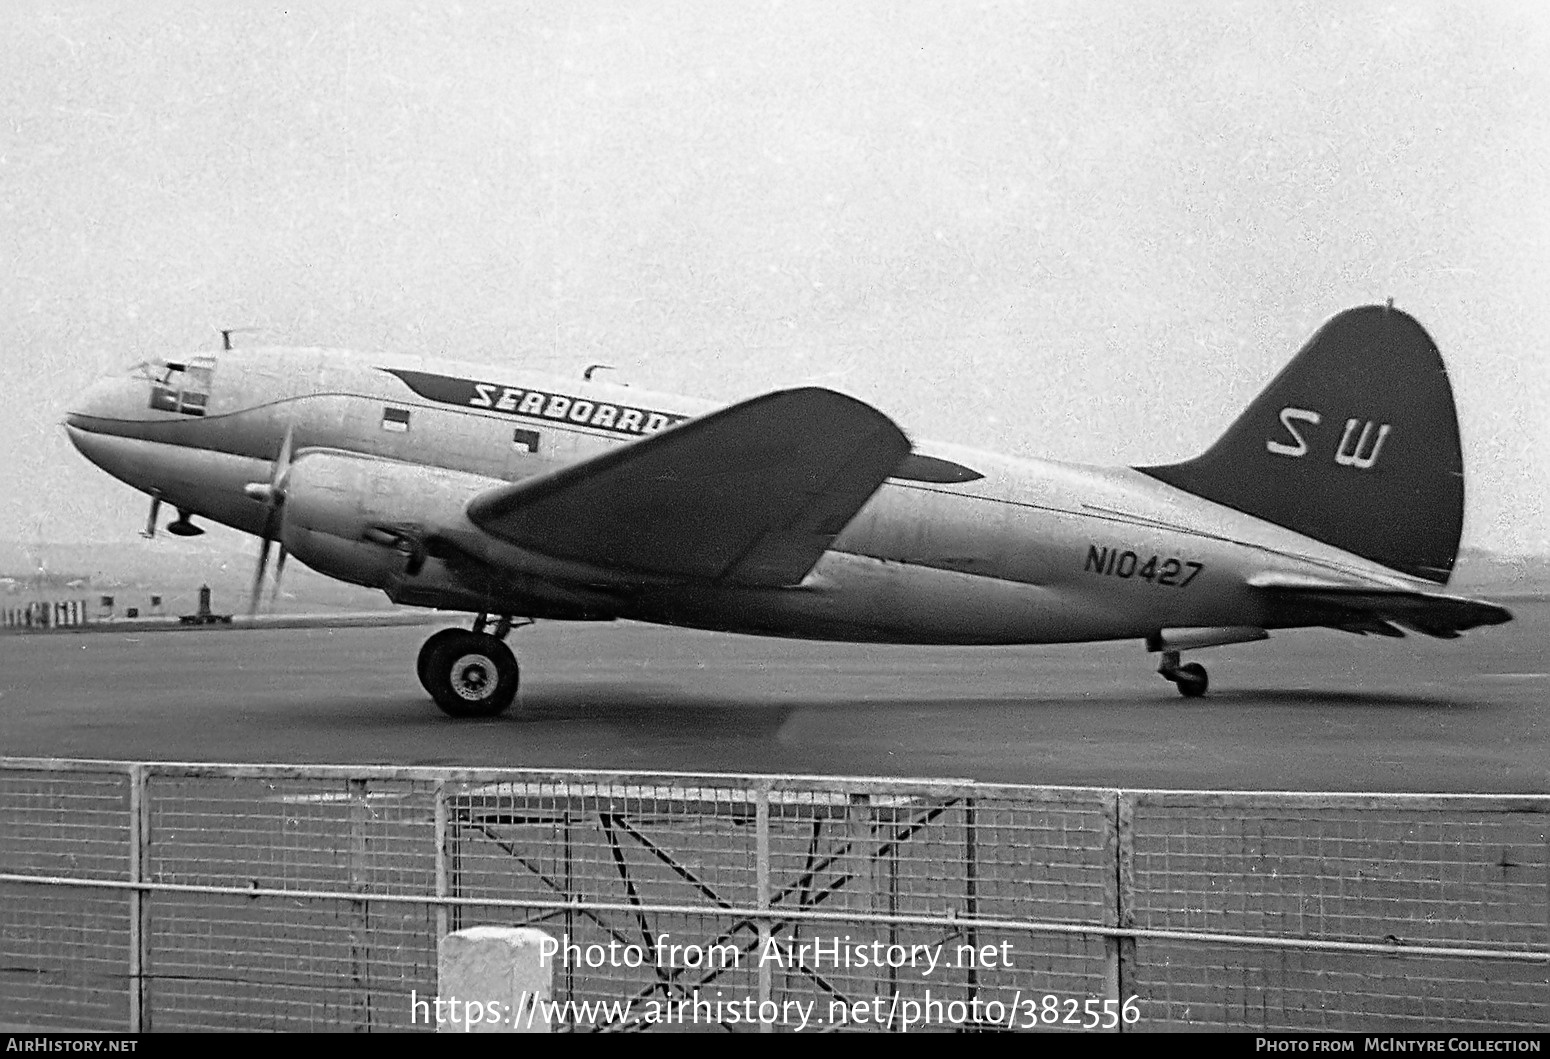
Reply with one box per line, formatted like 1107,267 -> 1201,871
1,759 -> 1544,1032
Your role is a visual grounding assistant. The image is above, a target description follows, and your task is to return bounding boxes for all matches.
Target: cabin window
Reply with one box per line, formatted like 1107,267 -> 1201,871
381,407 -> 411,433
512,428 -> 540,453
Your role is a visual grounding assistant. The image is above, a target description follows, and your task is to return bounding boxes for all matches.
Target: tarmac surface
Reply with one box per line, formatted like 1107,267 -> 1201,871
0,596 -> 1544,792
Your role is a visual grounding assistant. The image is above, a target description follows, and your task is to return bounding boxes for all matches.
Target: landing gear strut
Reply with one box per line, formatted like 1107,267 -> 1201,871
1157,650 -> 1209,698
417,613 -> 529,718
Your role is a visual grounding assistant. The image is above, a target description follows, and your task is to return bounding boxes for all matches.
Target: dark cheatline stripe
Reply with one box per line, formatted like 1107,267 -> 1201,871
890,453 -> 984,484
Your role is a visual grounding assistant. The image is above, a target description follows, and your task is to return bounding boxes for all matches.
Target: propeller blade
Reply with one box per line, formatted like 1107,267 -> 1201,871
248,422 -> 296,617
269,545 -> 287,606
141,496 -> 161,540
274,423 -> 294,484
250,536 -> 272,616
404,540 -> 427,577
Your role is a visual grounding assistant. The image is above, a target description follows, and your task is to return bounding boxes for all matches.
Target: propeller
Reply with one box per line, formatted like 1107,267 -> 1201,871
270,548 -> 288,607
140,496 -> 162,539
243,424 -> 294,615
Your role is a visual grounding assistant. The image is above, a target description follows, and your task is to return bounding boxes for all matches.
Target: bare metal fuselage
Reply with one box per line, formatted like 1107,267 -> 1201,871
65,348 -> 1432,646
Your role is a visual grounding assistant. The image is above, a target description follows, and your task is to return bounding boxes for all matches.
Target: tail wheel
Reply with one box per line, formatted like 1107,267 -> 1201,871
422,630 -> 519,717
1157,649 -> 1209,698
1174,662 -> 1209,698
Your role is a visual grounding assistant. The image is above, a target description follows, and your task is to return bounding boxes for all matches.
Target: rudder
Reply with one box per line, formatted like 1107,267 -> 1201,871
1139,304 -> 1464,583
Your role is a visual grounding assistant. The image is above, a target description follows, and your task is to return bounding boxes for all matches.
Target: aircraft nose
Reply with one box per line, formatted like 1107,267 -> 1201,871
64,374 -> 140,430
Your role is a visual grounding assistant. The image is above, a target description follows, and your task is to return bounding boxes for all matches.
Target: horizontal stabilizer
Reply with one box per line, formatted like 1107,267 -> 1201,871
466,387 -> 910,587
1248,573 -> 1512,639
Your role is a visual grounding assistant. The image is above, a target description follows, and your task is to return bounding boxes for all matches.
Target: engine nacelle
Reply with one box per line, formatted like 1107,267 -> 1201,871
284,452 -> 491,549
278,453 -> 617,618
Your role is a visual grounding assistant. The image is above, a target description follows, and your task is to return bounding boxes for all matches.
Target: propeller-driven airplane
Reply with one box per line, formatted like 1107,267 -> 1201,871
64,303 -> 1511,716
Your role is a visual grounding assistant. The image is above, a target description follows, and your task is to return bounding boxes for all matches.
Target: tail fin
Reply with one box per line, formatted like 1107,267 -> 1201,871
1139,304 -> 1463,583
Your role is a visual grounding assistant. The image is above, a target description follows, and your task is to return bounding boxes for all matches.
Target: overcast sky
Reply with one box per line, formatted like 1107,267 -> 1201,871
5,1 -> 1547,555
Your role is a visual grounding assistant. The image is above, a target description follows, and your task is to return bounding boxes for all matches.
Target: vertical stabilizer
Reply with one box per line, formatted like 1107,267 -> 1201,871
1139,305 -> 1464,583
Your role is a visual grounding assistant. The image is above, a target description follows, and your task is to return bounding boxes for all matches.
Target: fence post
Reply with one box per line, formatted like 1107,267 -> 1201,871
1108,790 -> 1136,1033
755,780 -> 772,1033
434,779 -> 449,944
562,807 -> 572,1002
127,764 -> 151,1032
347,777 -> 372,1030
964,796 -> 979,1003
884,802 -> 900,1000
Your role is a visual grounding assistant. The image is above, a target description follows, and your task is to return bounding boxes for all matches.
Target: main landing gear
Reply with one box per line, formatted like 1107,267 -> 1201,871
417,614 -> 530,718
1157,650 -> 1209,698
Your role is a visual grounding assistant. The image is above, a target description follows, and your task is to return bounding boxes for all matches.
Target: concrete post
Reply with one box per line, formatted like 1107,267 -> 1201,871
435,926 -> 554,1033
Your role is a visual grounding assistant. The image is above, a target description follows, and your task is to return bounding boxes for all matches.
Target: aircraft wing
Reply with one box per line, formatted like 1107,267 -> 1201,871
464,387 -> 911,587
1248,573 -> 1513,639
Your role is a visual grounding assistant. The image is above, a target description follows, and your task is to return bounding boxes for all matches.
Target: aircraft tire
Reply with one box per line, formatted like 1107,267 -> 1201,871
424,630 -> 520,717
1175,662 -> 1209,698
417,628 -> 468,694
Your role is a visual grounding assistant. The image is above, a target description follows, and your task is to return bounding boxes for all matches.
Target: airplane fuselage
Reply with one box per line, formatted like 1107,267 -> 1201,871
65,347 -> 1432,647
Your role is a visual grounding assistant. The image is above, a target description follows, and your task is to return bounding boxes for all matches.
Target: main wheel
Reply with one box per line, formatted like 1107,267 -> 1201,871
416,628 -> 467,694
1174,662 -> 1209,698
422,630 -> 520,717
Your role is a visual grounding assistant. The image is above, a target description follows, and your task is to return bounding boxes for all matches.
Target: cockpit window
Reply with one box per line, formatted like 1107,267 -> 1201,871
143,356 -> 216,417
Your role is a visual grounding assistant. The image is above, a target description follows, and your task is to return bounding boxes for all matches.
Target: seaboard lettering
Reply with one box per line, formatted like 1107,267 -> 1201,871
380,367 -> 691,439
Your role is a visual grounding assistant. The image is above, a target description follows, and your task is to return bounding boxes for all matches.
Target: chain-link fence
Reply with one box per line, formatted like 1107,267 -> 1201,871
0,760 -> 1544,1032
